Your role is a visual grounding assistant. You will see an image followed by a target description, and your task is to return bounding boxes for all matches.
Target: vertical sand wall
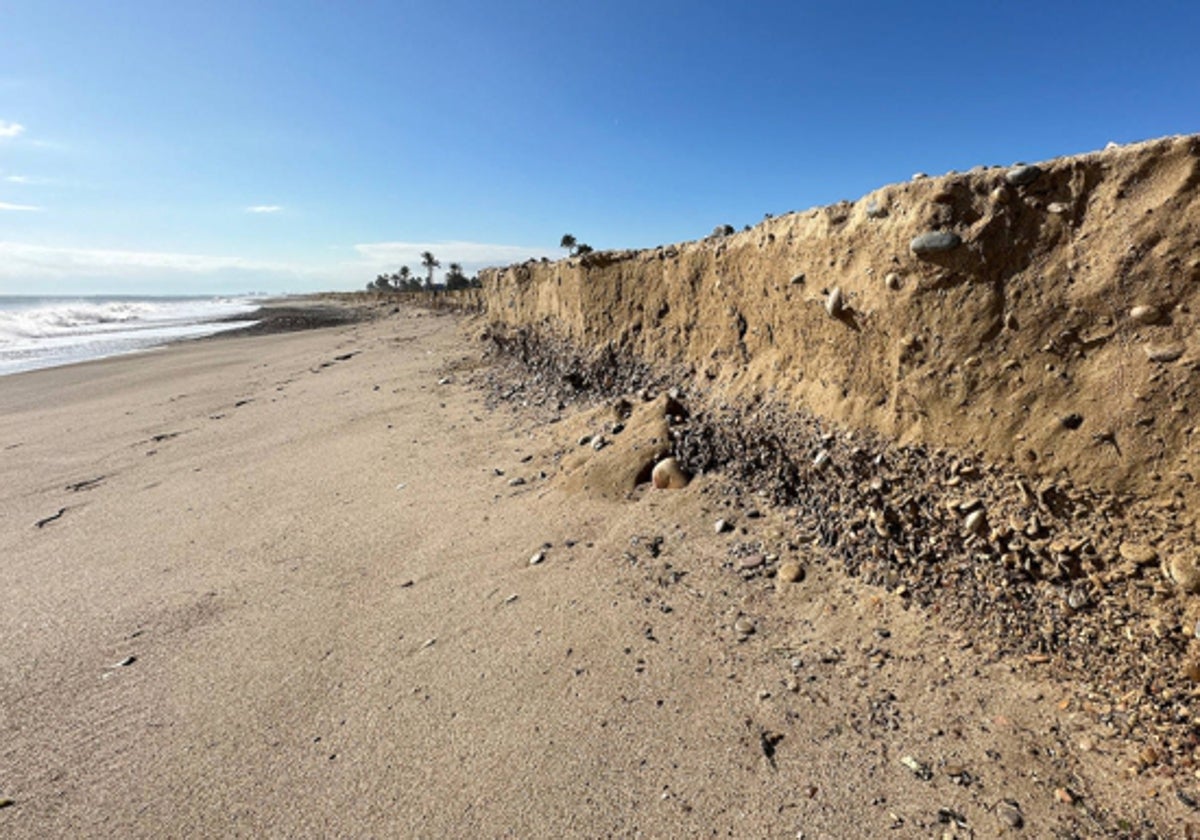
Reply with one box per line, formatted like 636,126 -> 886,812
482,135 -> 1200,505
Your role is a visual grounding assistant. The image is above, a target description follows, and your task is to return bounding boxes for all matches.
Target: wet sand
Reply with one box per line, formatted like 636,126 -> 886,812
0,304 -> 1184,837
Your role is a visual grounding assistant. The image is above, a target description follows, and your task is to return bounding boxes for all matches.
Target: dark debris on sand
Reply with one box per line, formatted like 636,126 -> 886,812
473,324 -> 1200,808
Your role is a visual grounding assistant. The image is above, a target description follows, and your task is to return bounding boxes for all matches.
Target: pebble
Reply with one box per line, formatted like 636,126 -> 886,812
115,656 -> 137,668
825,287 -> 845,317
529,551 -> 545,566
1005,164 -> 1043,186
963,509 -> 987,536
1047,201 -> 1069,214
592,436 -> 608,451
1168,554 -> 1200,593
777,561 -> 804,583
900,755 -> 932,780
865,200 -> 888,219
1054,787 -> 1077,804
884,272 -> 902,290
812,450 -> 831,470
739,554 -> 765,570
734,617 -> 756,636
1118,542 -> 1158,566
910,231 -> 962,255
996,800 -> 1024,829
790,272 -> 806,285
1146,345 -> 1183,363
578,435 -> 592,446
714,518 -> 732,534
652,457 -> 690,490
0,798 -> 12,809
1066,589 -> 1089,611
508,477 -> 527,486
990,185 -> 1011,204
1130,304 -> 1163,325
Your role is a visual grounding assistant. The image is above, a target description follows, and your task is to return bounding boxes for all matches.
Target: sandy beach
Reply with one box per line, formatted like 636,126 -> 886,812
0,304 -> 1189,837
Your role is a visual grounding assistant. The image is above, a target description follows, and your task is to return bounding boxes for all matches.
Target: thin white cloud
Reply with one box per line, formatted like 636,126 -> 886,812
0,201 -> 41,211
0,241 -> 317,279
353,240 -> 548,275
0,120 -> 25,139
4,175 -> 43,184
246,204 -> 282,214
0,238 -> 551,293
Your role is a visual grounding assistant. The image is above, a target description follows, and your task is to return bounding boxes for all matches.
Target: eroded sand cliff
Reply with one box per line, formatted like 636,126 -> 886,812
482,134 -> 1200,511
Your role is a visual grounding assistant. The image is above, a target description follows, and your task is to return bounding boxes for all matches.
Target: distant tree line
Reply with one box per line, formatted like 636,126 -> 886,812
560,233 -> 592,256
367,250 -> 479,293
369,236 -> 600,294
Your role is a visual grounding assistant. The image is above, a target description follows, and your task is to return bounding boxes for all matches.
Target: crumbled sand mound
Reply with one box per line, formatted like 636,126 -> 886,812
483,133 -> 1200,512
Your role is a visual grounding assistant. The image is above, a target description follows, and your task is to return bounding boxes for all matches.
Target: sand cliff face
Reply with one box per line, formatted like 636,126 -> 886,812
482,134 -> 1200,508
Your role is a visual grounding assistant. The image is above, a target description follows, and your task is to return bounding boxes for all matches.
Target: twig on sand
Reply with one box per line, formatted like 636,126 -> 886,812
35,507 -> 66,528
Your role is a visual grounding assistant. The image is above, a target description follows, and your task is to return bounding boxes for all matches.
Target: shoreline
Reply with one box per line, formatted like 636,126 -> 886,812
0,302 -> 1189,837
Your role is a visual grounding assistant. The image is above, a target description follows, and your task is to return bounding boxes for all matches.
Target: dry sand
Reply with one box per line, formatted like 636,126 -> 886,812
0,305 -> 1192,837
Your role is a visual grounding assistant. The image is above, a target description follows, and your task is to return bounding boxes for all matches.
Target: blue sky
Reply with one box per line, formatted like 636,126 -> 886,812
1,1 -> 1198,294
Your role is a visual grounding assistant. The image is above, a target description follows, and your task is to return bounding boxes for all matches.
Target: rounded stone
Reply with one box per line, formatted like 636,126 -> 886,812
734,617 -> 756,636
997,801 -> 1024,829
1168,554 -> 1200,594
1005,164 -> 1043,187
884,272 -> 902,290
1130,305 -> 1163,325
651,457 -> 690,490
910,231 -> 962,255
1119,542 -> 1158,566
777,561 -> 804,584
1147,345 -> 1183,363
963,509 -> 987,535
739,554 -> 765,570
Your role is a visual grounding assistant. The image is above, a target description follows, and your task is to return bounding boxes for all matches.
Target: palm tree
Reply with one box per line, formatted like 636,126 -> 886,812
420,251 -> 440,290
394,266 -> 412,291
445,262 -> 469,290
560,234 -> 576,254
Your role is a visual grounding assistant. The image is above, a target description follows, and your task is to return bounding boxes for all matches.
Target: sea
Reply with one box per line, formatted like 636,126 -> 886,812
0,295 -> 263,377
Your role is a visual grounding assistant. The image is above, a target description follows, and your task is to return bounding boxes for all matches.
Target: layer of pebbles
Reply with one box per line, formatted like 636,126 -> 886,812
478,319 -> 1200,782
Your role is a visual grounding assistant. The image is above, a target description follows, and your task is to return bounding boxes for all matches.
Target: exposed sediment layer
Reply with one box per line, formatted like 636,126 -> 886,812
481,133 -> 1200,512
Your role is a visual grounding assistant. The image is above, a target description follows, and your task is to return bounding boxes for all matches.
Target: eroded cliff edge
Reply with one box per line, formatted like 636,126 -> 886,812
481,134 -> 1200,512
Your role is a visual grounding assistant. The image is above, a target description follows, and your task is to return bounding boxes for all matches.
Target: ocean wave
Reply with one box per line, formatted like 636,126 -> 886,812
0,298 -> 258,343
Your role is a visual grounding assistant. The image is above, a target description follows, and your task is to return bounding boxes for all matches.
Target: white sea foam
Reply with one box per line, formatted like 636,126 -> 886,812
0,296 -> 262,376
